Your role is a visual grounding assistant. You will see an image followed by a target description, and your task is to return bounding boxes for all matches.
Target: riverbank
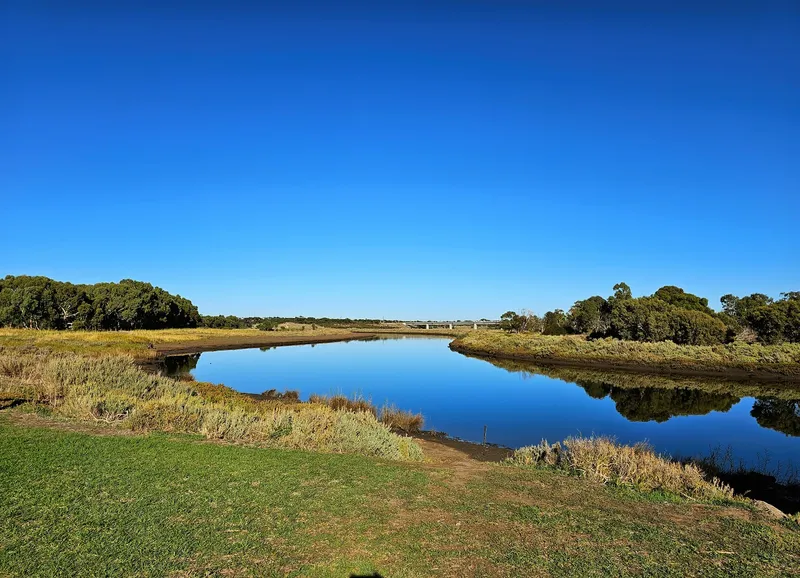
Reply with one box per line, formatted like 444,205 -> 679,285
450,332 -> 800,381
0,327 -> 376,360
0,348 -> 421,461
352,327 -> 471,337
1,412 -> 798,577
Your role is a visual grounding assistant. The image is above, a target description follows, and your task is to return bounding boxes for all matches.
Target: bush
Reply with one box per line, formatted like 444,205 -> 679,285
670,308 -> 727,346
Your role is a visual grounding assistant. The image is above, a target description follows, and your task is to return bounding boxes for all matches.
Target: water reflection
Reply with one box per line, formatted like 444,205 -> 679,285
590,385 -> 738,423
162,353 -> 200,375
751,399 -> 800,437
473,355 -> 800,435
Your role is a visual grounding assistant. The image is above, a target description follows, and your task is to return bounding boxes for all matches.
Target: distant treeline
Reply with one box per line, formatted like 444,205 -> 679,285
199,315 -> 391,330
501,283 -> 800,346
0,275 -> 200,330
1,275 -> 393,332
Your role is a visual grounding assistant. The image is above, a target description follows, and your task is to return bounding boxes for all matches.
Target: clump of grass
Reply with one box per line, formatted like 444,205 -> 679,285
380,404 -> 424,432
0,349 -> 423,461
508,436 -> 734,501
308,393 -> 377,416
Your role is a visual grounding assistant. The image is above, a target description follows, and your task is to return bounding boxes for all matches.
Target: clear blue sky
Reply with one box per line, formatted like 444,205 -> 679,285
2,2 -> 798,319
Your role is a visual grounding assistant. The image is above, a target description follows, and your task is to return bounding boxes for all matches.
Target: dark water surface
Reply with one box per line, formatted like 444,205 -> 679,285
168,336 -> 800,474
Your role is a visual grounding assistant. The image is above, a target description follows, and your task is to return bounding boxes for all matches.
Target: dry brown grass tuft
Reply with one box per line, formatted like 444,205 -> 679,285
380,404 -> 424,432
308,393 -> 377,416
509,436 -> 734,501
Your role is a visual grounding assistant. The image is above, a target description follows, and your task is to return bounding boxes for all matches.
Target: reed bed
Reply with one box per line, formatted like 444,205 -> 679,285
0,348 -> 423,461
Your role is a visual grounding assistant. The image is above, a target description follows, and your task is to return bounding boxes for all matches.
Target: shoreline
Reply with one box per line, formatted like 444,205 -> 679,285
147,332 -> 378,360
449,341 -> 800,383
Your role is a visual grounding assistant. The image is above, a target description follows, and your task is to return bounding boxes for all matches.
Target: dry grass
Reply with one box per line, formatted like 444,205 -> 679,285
0,349 -> 423,461
379,404 -> 424,432
0,327 -> 352,358
308,393 -> 377,415
307,396 -> 425,432
452,331 -> 800,376
508,436 -> 735,501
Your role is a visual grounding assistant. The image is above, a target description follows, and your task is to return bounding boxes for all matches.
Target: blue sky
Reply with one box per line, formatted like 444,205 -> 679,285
2,2 -> 798,319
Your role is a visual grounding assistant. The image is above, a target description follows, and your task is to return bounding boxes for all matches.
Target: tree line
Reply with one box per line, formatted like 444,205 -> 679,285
0,276 -> 391,332
199,315 -> 390,330
0,275 -> 200,330
500,283 -> 800,346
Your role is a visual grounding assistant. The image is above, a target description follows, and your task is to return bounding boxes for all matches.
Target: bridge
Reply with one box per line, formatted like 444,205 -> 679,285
401,320 -> 500,330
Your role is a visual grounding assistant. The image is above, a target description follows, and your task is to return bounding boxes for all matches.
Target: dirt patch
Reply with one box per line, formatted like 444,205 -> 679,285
413,430 -> 512,463
409,434 -> 508,486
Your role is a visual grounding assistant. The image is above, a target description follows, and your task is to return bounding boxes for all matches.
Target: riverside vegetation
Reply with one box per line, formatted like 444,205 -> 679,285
0,349 -> 422,461
1,333 -> 800,575
451,332 -> 800,378
498,283 -> 800,346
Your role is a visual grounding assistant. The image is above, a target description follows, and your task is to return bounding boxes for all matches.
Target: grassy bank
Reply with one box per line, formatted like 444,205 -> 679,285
352,327 -> 472,337
1,417 -> 798,577
451,332 -> 800,379
0,349 -> 422,461
0,327 -> 361,359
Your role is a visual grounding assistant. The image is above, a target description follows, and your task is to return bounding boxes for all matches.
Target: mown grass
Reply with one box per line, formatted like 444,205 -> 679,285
508,436 -> 735,502
0,349 -> 422,461
1,418 -> 799,577
452,331 -> 800,377
0,327 -> 353,358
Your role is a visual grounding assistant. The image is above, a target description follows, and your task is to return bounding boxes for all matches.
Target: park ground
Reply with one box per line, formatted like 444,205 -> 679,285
1,409 -> 799,578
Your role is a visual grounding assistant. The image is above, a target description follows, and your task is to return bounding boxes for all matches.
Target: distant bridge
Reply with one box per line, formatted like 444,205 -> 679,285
401,320 -> 500,330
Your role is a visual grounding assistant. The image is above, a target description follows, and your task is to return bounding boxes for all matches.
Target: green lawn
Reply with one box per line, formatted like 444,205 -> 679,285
1,416 -> 798,577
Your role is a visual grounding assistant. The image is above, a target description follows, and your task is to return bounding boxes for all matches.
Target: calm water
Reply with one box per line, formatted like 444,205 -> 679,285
168,336 -> 800,473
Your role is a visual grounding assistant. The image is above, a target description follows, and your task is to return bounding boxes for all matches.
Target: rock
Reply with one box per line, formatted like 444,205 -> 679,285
752,500 -> 787,519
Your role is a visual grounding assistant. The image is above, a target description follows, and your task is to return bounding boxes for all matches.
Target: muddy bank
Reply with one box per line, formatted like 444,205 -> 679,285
140,333 -> 377,368
410,429 -> 512,462
449,342 -> 800,383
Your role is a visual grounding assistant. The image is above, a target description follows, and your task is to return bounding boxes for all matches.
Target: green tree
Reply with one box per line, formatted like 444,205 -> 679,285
653,285 -> 714,315
500,311 -> 523,333
542,309 -> 568,335
611,282 -> 632,301
567,296 -> 608,335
